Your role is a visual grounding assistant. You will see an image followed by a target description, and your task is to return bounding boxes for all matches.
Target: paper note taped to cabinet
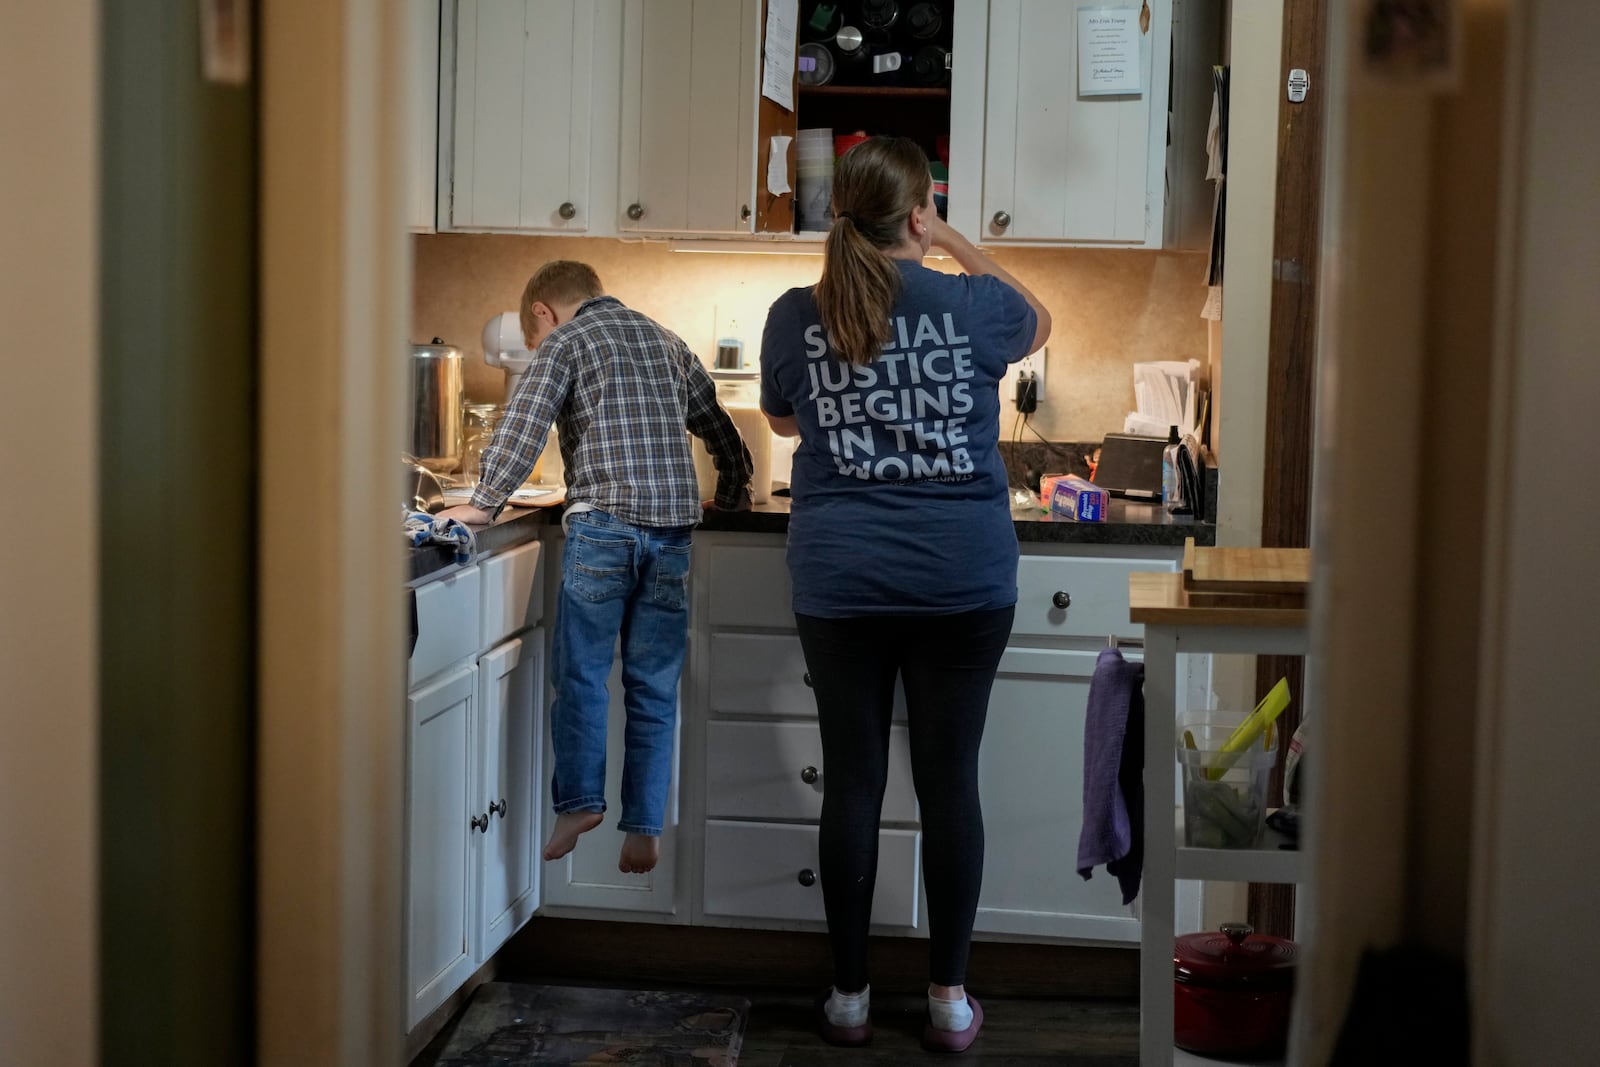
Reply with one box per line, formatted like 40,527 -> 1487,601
1078,6 -> 1144,96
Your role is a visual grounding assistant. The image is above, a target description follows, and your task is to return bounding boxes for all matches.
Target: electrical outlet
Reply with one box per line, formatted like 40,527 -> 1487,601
1001,347 -> 1048,412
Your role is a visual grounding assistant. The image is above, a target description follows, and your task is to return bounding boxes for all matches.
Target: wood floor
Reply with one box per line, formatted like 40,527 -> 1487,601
412,985 -> 1140,1066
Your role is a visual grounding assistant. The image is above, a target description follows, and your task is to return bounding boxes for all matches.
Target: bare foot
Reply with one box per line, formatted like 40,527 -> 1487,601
618,833 -> 659,874
543,811 -> 604,861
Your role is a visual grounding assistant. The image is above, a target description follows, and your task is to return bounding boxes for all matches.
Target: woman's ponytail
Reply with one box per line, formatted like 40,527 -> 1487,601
814,137 -> 933,366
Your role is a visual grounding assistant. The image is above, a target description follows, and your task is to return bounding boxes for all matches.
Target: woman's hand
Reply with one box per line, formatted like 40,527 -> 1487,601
927,215 -> 964,255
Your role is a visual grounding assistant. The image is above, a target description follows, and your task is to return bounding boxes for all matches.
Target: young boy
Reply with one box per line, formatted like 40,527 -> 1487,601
438,261 -> 752,874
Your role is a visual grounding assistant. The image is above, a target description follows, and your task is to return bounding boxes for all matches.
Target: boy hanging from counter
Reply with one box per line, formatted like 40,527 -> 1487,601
438,260 -> 753,874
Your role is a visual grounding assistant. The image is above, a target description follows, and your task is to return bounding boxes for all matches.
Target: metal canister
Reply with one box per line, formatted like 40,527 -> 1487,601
409,338 -> 464,474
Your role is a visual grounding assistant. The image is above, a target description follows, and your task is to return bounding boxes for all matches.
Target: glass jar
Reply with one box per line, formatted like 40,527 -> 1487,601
459,401 -> 503,484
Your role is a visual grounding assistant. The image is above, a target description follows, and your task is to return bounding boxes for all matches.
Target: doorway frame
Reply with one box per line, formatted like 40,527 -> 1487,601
257,2 -> 411,1062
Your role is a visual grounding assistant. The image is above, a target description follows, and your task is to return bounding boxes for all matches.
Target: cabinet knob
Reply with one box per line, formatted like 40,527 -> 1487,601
558,201 -> 577,220
741,204 -> 752,222
491,798 -> 507,818
797,868 -> 817,887
803,672 -> 813,688
992,210 -> 1012,231
1052,590 -> 1072,610
470,813 -> 489,833
627,202 -> 645,221
801,766 -> 819,785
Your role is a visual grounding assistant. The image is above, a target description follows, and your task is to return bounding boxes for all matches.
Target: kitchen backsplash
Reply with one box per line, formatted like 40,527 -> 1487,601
413,234 -> 1209,442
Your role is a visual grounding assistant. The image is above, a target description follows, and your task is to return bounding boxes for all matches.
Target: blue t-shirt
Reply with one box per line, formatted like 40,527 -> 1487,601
760,259 -> 1038,617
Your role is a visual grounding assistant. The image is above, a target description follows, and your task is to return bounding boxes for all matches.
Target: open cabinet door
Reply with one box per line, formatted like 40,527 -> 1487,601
754,0 -> 796,233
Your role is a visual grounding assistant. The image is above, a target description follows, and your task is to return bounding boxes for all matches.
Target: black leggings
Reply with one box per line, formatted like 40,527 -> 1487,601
795,606 -> 1015,991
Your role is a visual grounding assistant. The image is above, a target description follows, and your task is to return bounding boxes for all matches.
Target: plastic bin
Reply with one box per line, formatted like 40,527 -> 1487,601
1177,710 -> 1277,849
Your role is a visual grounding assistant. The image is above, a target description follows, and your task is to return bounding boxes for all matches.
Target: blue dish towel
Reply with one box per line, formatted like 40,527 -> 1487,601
1076,647 -> 1145,905
403,507 -> 477,565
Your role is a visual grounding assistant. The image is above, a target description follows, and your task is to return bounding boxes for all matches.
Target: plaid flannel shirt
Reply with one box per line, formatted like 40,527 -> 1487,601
471,296 -> 753,526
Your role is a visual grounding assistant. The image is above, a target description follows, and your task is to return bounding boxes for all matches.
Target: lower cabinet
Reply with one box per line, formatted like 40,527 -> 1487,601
405,628 -> 545,1031
974,645 -> 1141,942
405,540 -> 546,1033
405,664 -> 478,1032
477,633 -> 544,960
689,535 -> 1185,946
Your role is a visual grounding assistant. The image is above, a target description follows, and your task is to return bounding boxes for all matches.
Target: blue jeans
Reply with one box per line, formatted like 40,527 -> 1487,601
550,509 -> 692,836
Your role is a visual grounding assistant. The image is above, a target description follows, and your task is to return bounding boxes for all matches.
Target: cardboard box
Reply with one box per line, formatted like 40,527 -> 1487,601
1050,475 -> 1107,522
1038,473 -> 1071,512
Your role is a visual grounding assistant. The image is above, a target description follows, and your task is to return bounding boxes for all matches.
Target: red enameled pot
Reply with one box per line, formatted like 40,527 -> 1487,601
1173,922 -> 1297,1058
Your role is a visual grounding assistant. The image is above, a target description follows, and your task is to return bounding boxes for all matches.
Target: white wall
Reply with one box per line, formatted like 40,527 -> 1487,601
1470,1 -> 1600,1061
1215,0 -> 1283,549
1291,1 -> 1434,1057
0,6 -> 99,1065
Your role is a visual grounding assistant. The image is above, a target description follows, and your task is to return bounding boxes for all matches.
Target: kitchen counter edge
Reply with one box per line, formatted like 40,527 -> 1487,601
411,501 -> 1215,584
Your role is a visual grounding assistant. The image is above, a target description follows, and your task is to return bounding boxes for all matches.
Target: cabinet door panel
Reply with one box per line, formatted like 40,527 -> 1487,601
406,665 -> 478,1030
518,0 -> 591,230
974,647 -> 1140,942
409,0 -> 441,231
983,0 -> 1156,244
477,633 -> 543,961
452,0 -> 591,231
620,0 -> 755,234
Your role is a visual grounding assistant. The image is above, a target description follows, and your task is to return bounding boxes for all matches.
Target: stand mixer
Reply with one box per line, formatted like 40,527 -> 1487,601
482,311 -> 534,403
481,311 -> 563,486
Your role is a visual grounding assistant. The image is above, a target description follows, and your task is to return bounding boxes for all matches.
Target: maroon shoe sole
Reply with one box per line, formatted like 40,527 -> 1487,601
922,994 -> 984,1053
815,990 -> 873,1047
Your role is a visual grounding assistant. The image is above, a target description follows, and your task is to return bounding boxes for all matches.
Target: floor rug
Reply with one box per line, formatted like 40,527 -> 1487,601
436,982 -> 749,1066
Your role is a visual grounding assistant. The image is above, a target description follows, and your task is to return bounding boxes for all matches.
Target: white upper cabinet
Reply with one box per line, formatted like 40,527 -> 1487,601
409,0 -> 441,232
951,0 -> 1175,247
447,0 -> 618,233
617,0 -> 760,235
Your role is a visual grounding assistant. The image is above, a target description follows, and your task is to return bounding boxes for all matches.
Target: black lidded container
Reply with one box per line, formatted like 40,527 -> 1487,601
904,1 -> 944,40
800,1 -> 844,41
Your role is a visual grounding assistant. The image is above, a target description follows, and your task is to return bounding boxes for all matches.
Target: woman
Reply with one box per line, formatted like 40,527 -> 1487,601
759,137 -> 1051,1053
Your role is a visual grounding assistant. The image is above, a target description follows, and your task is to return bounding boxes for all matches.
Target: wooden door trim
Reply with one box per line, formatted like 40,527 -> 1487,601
1251,0 -> 1328,940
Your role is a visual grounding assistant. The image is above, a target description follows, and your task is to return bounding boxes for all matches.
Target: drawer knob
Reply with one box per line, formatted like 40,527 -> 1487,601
558,201 -> 577,220
1052,590 -> 1072,610
470,813 -> 489,834
627,202 -> 645,220
490,798 -> 507,818
992,210 -> 1012,231
801,766 -> 819,785
803,672 -> 813,688
797,868 -> 817,887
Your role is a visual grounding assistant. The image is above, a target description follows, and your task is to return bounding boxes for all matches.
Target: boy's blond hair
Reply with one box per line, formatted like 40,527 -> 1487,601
519,261 -> 604,345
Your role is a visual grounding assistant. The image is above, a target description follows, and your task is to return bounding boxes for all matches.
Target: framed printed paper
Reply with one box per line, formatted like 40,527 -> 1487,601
1078,6 -> 1143,97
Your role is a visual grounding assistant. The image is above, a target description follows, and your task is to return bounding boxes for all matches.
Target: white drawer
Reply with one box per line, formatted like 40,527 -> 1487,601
1011,555 -> 1176,640
706,720 -> 916,823
706,545 -> 793,629
479,539 -> 544,649
707,633 -> 908,722
409,566 -> 482,686
707,633 -> 813,717
703,820 -> 920,927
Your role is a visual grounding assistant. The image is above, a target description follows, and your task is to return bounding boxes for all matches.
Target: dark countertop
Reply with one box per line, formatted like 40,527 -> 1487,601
411,495 -> 1214,584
